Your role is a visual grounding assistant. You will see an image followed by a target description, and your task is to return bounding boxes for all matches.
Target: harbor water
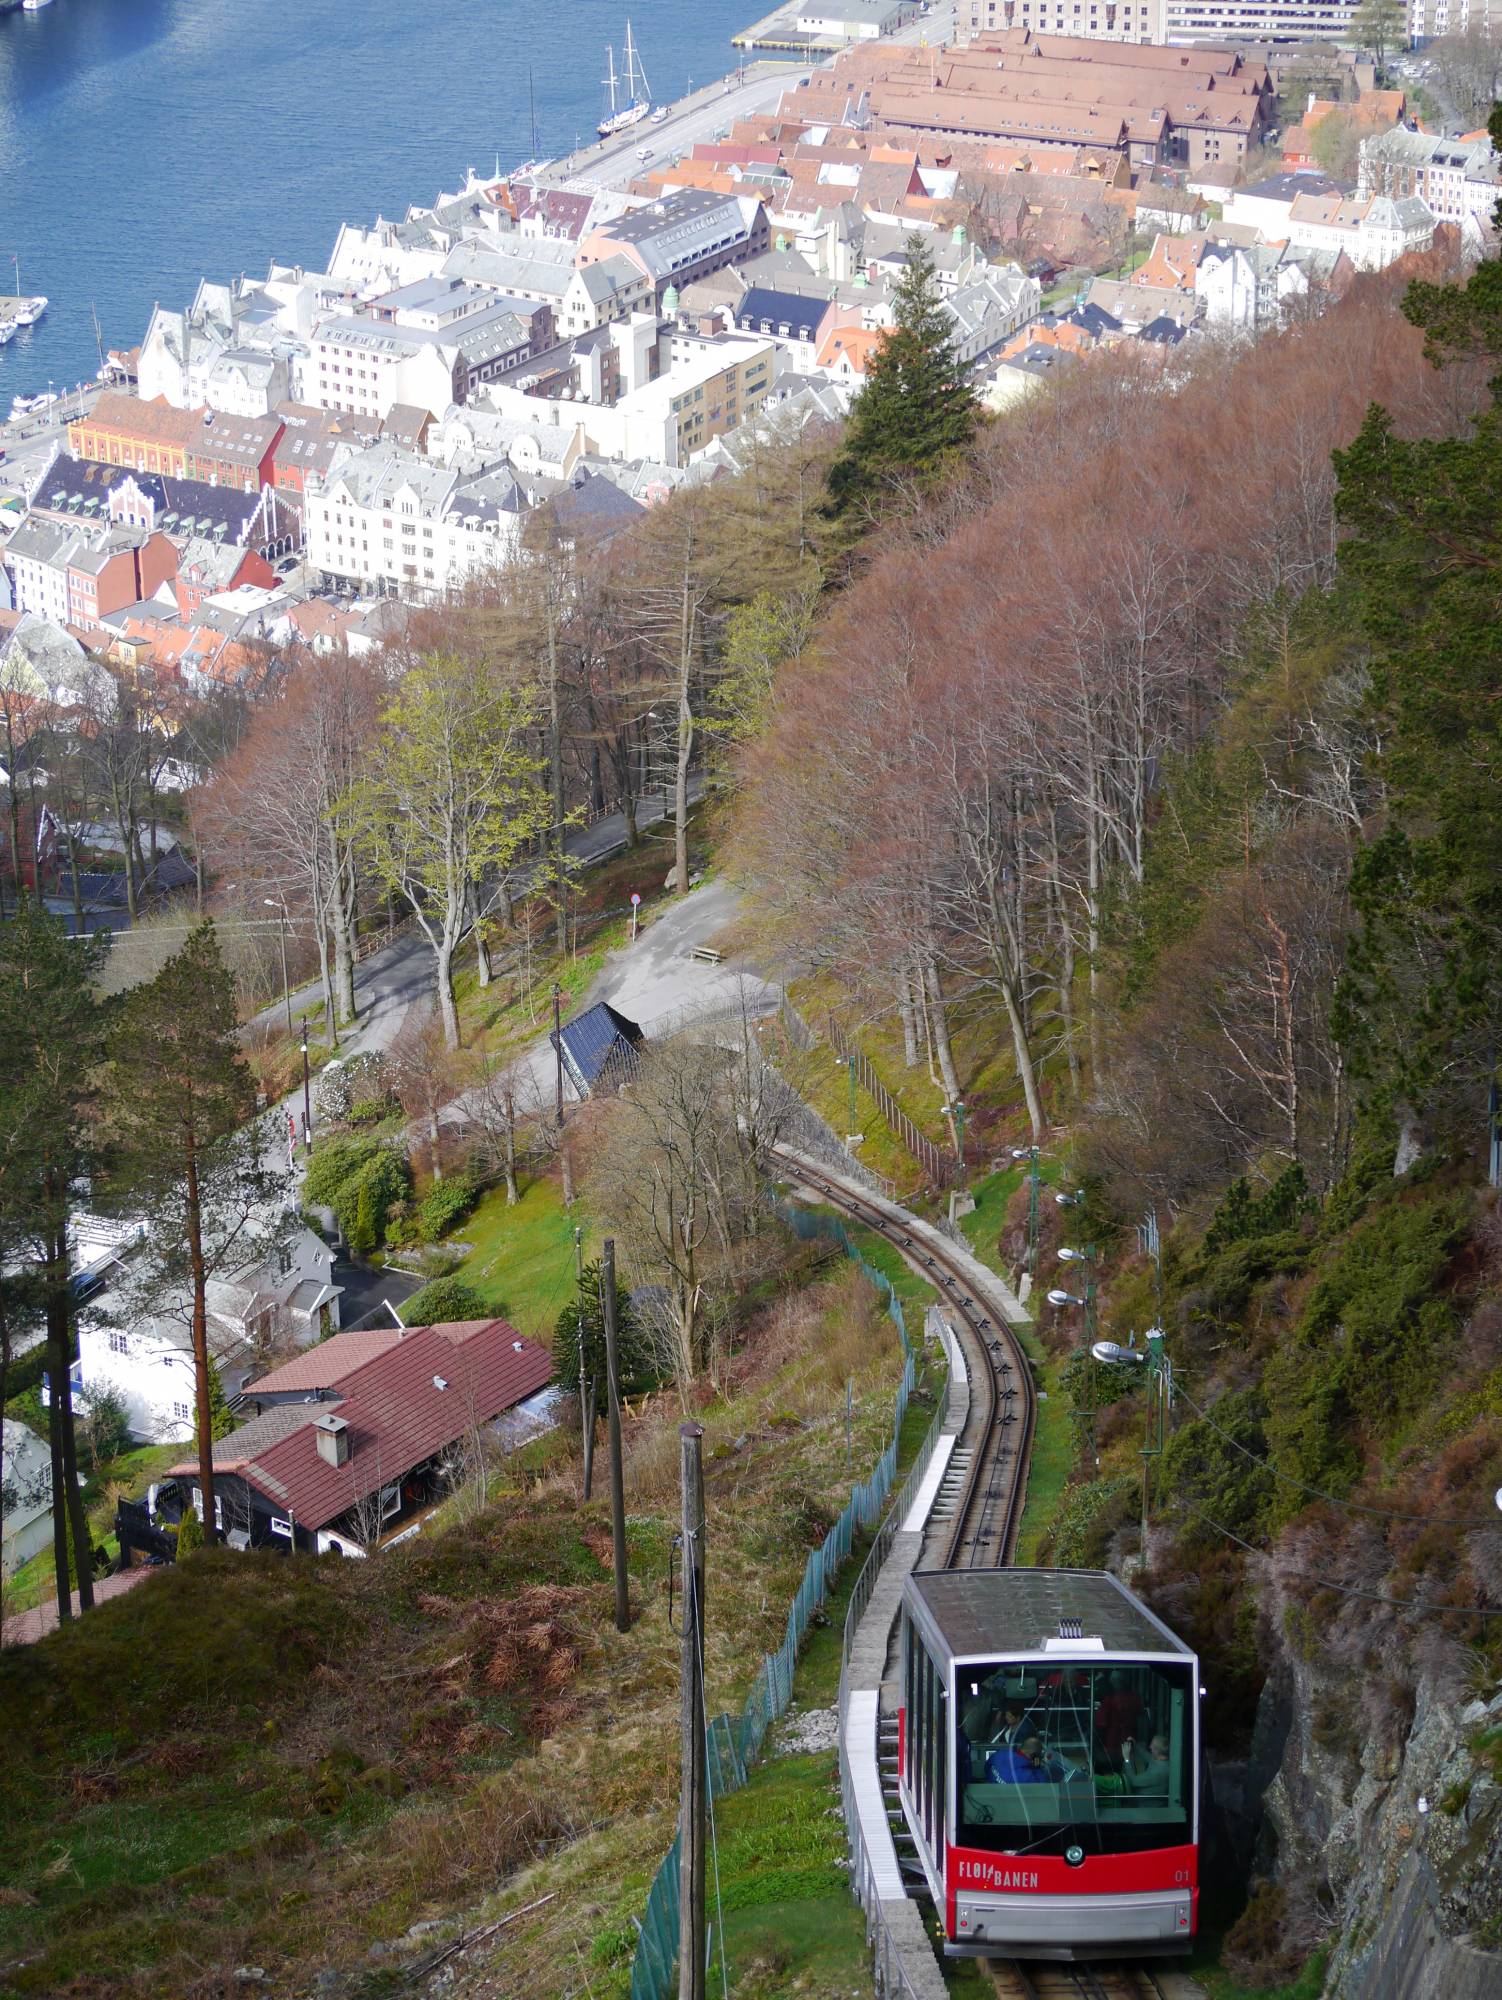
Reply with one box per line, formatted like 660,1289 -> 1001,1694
0,0 -> 756,399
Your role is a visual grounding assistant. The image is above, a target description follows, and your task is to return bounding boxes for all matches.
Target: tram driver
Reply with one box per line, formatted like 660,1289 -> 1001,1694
986,1732 -> 1068,1784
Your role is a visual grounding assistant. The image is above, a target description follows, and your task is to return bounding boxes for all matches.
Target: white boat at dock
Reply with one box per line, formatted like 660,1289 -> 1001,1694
21,0 -> 56,13
598,22 -> 651,139
2,260 -> 47,331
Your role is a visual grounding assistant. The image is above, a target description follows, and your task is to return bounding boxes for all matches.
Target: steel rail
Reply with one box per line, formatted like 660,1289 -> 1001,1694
769,1150 -> 1034,1573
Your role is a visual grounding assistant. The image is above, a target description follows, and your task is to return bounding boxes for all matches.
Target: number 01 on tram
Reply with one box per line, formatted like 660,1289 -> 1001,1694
898,1568 -> 1201,1960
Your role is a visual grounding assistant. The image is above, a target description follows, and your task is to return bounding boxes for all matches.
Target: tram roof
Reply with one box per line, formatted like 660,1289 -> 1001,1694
905,1568 -> 1192,1661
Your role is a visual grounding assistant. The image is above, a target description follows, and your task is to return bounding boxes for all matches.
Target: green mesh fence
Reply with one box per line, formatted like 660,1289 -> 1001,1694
628,1201 -> 918,2000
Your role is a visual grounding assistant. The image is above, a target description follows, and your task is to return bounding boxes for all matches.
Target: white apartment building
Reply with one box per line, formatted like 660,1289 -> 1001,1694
3,514 -> 79,624
327,220 -> 449,298
962,0 -> 1166,41
1160,0 -> 1361,38
1409,0 -> 1501,39
1195,239 -> 1343,331
1285,189 -> 1436,269
1359,127 -> 1499,246
442,239 -> 652,337
305,441 -> 534,599
484,325 -> 777,468
308,320 -> 465,424
139,279 -> 304,414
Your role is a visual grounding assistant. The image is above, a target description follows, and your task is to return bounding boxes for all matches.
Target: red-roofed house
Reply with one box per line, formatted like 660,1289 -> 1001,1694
164,1320 -> 554,1554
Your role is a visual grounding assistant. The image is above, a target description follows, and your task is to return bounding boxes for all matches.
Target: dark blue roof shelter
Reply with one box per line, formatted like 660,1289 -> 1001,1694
550,1000 -> 645,1099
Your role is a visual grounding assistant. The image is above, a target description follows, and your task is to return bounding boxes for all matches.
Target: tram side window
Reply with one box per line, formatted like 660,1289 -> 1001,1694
903,1624 -> 917,1793
953,1660 -> 1194,1857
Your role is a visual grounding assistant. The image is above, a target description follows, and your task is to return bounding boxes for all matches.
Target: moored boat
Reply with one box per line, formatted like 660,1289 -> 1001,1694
598,22 -> 651,140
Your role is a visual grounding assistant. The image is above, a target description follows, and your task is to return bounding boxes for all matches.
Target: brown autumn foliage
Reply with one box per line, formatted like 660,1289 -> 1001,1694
731,260 -> 1489,1160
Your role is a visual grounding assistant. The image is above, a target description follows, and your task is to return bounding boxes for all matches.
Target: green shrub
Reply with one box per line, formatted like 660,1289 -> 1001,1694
346,1099 -> 388,1129
401,1276 -> 489,1326
1160,1388 -> 1275,1545
1204,1163 -> 1312,1254
174,1506 -> 203,1559
1263,1191 -> 1466,1498
305,1135 -> 412,1250
1044,1475 -> 1137,1567
418,1174 -> 479,1243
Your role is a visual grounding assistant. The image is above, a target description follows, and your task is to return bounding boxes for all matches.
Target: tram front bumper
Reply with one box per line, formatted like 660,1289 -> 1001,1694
950,1887 -> 1194,1959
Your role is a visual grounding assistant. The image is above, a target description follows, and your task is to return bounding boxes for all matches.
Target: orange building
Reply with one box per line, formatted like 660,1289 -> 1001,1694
70,393 -> 281,492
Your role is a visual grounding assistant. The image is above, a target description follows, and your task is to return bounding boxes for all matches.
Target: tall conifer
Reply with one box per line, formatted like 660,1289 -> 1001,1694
105,924 -> 282,1542
826,234 -> 978,514
0,901 -> 106,1615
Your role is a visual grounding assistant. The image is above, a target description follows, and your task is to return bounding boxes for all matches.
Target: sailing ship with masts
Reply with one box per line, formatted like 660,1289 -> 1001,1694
598,21 -> 651,139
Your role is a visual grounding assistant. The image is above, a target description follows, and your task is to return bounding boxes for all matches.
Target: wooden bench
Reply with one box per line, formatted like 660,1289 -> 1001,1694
688,944 -> 724,966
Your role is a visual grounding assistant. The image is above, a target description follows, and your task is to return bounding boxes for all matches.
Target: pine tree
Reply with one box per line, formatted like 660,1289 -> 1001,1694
103,924 -> 284,1545
1330,167 -> 1502,1134
825,234 -> 979,516
0,901 -> 108,1619
552,1260 -> 652,1417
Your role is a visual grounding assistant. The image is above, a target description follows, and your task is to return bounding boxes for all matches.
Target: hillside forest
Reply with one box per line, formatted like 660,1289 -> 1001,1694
2,112 -> 1502,2000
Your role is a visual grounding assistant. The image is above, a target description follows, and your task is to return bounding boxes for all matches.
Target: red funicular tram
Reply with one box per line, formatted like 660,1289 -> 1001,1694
899,1568 -> 1200,1960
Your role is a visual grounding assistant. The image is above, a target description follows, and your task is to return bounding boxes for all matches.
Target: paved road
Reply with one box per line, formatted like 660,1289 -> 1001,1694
457,873 -> 783,1122
0,383 -> 99,506
247,780 -> 703,1056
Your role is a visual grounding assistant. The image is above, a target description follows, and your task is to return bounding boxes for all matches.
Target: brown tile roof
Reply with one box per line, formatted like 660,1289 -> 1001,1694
74,392 -> 201,450
186,1320 -> 553,1532
243,1326 -> 405,1397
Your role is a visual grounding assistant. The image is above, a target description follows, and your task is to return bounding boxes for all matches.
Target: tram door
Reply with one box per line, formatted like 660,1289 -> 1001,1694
904,1622 -> 948,1861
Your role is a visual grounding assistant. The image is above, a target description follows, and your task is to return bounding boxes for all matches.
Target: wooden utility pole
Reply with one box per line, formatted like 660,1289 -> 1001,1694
678,1422 -> 706,2000
602,1239 -> 630,1633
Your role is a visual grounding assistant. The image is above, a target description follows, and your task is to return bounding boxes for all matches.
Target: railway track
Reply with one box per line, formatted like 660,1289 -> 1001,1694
770,1150 -> 1034,1570
774,1151 -> 1203,2000
987,1962 -> 1170,2000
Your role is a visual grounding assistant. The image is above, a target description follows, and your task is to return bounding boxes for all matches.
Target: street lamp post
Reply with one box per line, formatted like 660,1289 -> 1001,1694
552,980 -> 565,1130
300,1030 -> 312,1151
838,1052 -> 857,1137
1056,1244 -> 1097,1343
264,898 -> 292,1032
1092,1329 -> 1170,1562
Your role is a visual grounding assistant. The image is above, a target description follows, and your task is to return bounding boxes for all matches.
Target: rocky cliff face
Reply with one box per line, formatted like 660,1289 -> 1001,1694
1244,1635 -> 1502,1998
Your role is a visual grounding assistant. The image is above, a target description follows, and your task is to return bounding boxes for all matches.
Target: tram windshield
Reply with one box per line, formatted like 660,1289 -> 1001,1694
955,1658 -> 1193,1857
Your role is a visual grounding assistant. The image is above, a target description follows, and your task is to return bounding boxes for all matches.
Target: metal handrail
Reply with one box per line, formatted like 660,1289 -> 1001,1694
834,1308 -> 962,1998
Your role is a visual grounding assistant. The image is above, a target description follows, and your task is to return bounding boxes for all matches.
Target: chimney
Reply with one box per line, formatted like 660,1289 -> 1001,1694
314,1412 -> 350,1467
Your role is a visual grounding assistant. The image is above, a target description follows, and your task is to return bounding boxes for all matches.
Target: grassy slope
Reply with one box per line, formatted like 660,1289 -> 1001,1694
0,1253 -> 905,2000
447,1171 -> 591,1340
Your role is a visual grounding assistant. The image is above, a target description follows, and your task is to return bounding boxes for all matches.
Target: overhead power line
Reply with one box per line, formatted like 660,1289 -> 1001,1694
1177,1500 -> 1502,1618
1170,1379 -> 1502,1531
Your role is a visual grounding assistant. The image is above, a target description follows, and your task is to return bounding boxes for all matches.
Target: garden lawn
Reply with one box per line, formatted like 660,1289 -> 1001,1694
448,1172 -> 593,1341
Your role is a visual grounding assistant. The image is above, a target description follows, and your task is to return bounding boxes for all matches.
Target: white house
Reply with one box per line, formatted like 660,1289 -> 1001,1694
76,1221 -> 341,1445
1,1421 -> 54,1576
943,266 -> 1042,365
305,441 -> 535,600
1359,127 -> 1500,248
1195,239 -> 1346,333
1285,190 -> 1435,273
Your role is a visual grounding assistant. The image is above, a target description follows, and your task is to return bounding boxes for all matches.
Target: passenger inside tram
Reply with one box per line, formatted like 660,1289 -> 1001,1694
955,1659 -> 1193,1852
